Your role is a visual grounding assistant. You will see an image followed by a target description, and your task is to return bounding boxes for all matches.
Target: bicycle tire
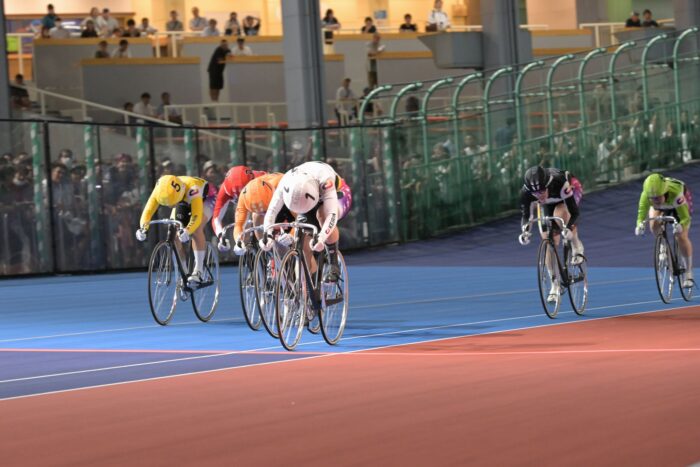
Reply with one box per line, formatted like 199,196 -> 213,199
654,235 -> 674,304
566,247 -> 588,316
275,249 -> 306,351
320,251 -> 349,345
675,237 -> 695,301
147,241 -> 179,325
537,239 -> 562,319
254,248 -> 278,338
239,246 -> 262,330
191,242 -> 220,322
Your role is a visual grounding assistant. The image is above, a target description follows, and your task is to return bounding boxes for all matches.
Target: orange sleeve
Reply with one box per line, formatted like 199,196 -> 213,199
233,194 -> 248,242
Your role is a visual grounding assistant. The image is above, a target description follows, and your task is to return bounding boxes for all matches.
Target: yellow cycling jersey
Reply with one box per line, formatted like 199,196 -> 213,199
140,176 -> 209,234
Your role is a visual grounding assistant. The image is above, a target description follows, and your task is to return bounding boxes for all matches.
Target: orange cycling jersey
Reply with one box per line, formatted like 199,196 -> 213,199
233,173 -> 283,240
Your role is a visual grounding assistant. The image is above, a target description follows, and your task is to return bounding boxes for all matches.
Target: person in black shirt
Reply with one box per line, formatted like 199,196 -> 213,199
625,11 -> 641,27
10,74 -> 30,109
361,17 -> 376,34
207,40 -> 231,102
399,14 -> 417,32
243,16 -> 261,36
642,9 -> 659,27
81,20 -> 99,37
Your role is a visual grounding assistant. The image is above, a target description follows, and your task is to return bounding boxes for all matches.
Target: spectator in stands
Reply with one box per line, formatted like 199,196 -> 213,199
166,10 -> 184,31
366,33 -> 386,87
122,19 -> 141,37
98,9 -> 120,37
10,74 -> 31,110
399,14 -> 417,32
243,16 -> 261,36
322,9 -> 341,44
642,9 -> 659,27
157,92 -> 183,124
82,7 -> 100,29
58,149 -> 74,170
189,7 -> 207,32
207,40 -> 231,102
81,20 -> 99,38
495,117 -> 516,149
231,37 -> 252,56
335,77 -> 357,125
202,160 -> 223,186
95,40 -> 109,58
405,95 -> 420,118
225,12 -> 241,36
39,26 -> 51,39
360,86 -> 383,118
427,0 -> 450,31
41,4 -> 57,30
361,17 -> 377,34
111,39 -> 132,58
159,159 -> 174,176
202,18 -> 220,37
133,92 -> 157,118
49,18 -> 71,39
139,18 -> 157,35
625,11 -> 641,27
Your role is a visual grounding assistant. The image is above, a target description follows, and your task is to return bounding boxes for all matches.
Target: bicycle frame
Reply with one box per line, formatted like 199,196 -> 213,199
644,216 -> 684,275
525,215 -> 577,287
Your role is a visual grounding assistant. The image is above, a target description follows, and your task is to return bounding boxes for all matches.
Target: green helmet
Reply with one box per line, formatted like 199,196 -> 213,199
643,173 -> 667,197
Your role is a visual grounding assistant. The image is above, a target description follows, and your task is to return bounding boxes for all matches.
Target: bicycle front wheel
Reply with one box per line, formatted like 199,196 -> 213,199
148,241 -> 179,325
239,247 -> 262,330
275,249 -> 307,351
319,251 -> 349,345
191,242 -> 220,322
537,240 -> 562,319
654,235 -> 674,304
254,248 -> 278,337
566,248 -> 588,316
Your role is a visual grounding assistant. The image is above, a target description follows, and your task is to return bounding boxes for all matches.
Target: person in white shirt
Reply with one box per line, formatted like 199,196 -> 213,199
49,18 -> 71,39
335,78 -> 356,125
427,0 -> 450,31
97,8 -> 119,37
111,39 -> 132,58
189,7 -> 208,31
133,92 -> 157,118
230,37 -> 252,56
81,8 -> 100,29
139,17 -> 157,36
202,18 -> 220,37
157,92 -> 183,124
224,12 -> 241,36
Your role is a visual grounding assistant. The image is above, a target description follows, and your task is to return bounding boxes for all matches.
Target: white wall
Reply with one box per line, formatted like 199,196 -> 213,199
5,1 -> 132,14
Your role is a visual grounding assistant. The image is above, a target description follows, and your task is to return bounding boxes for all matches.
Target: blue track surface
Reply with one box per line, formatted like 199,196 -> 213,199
1,165 -> 699,399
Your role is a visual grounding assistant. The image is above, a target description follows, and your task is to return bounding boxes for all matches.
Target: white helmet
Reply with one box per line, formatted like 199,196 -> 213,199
282,171 -> 319,214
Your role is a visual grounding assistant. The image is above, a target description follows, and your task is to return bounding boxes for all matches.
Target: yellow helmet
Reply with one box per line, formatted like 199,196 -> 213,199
154,175 -> 185,206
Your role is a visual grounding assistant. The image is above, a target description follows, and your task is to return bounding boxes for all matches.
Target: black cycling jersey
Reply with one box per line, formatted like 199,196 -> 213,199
520,168 -> 580,229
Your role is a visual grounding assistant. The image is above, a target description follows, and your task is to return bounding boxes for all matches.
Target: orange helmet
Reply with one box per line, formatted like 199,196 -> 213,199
241,173 -> 282,213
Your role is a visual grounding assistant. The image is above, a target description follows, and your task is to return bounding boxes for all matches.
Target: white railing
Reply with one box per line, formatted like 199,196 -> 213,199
338,24 -> 549,34
579,22 -> 626,48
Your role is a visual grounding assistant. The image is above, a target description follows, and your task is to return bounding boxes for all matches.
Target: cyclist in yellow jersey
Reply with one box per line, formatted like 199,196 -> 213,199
135,174 -> 218,284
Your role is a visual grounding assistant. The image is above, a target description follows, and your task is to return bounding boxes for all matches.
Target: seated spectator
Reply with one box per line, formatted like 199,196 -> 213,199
39,26 -> 51,39
202,160 -> 223,186
399,14 -> 417,32
133,92 -> 157,118
189,7 -> 207,31
123,19 -> 141,37
157,92 -> 183,124
405,95 -> 420,117
427,0 -> 450,31
625,11 -> 641,27
139,17 -> 157,35
42,4 -> 57,29
225,12 -> 241,36
81,7 -> 100,29
121,102 -> 138,125
231,37 -> 252,56
10,74 -> 31,110
361,17 -> 377,34
49,18 -> 71,39
98,8 -> 120,37
111,39 -> 132,58
202,18 -> 220,37
81,20 -> 99,38
166,10 -> 184,31
159,159 -> 175,176
360,86 -> 383,118
366,33 -> 385,87
243,16 -> 261,36
95,40 -> 109,58
58,149 -> 74,170
642,9 -> 659,27
335,77 -> 357,125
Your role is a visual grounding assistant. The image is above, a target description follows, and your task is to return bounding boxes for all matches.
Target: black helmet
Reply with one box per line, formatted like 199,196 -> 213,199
523,166 -> 549,193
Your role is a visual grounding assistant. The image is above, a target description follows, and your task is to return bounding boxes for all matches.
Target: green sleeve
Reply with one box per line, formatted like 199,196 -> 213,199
676,199 -> 691,227
636,190 -> 649,225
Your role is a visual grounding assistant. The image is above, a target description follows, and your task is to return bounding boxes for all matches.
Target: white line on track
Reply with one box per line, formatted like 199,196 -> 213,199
0,299 -> 693,400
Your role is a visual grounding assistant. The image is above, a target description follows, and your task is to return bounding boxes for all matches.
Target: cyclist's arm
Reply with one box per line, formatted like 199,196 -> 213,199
211,188 -> 232,236
139,192 -> 159,230
676,197 -> 691,228
185,197 -> 203,234
318,188 -> 339,243
564,195 -> 580,229
519,190 -> 533,230
263,188 -> 284,231
637,190 -> 650,226
233,198 -> 248,242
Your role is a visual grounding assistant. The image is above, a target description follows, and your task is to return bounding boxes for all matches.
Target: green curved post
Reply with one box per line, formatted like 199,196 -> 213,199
358,84 -> 393,124
451,72 -> 482,155
609,41 -> 635,135
514,60 -> 544,145
673,27 -> 699,132
577,47 -> 606,128
546,54 -> 575,152
390,82 -> 423,121
483,66 -> 513,150
641,34 -> 668,114
420,79 -> 452,165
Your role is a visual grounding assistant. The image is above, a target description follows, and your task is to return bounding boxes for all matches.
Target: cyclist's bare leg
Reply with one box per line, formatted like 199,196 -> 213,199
554,203 -> 584,260
648,207 -> 664,236
677,226 -> 694,282
190,226 -> 206,278
316,209 -> 342,281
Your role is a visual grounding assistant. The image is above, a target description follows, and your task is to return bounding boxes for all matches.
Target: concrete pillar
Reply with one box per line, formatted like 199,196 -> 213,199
0,0 -> 12,120
281,0 -> 327,129
481,0 -> 532,72
673,0 -> 700,31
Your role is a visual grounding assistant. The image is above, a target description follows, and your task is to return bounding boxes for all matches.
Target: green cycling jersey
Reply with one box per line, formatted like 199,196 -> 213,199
637,177 -> 691,228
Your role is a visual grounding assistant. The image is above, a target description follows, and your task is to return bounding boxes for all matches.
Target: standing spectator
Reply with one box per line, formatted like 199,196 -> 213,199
10,74 -> 31,110
361,17 -> 377,34
166,10 -> 184,31
97,8 -> 119,37
202,160 -> 223,186
427,0 -> 450,31
41,4 -> 57,30
49,18 -> 71,39
495,117 -> 516,149
399,14 -> 417,32
335,77 -> 357,125
243,16 -> 261,36
189,7 -> 207,32
58,149 -> 74,170
322,9 -> 341,44
231,37 -> 252,56
207,40 -> 231,102
202,18 -> 220,37
122,19 -> 141,38
157,92 -> 183,124
366,33 -> 385,87
642,9 -> 659,27
95,40 -> 109,58
139,18 -> 157,35
225,12 -> 241,36
81,7 -> 100,29
111,39 -> 132,58
81,20 -> 99,38
625,11 -> 641,27
133,92 -> 157,118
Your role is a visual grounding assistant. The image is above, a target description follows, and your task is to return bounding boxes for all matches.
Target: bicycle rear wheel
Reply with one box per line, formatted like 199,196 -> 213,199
654,235 -> 674,304
239,246 -> 262,330
566,247 -> 588,315
275,249 -> 306,351
148,241 -> 179,325
191,242 -> 220,322
537,240 -> 562,319
319,251 -> 349,345
254,248 -> 278,337
675,238 -> 695,301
